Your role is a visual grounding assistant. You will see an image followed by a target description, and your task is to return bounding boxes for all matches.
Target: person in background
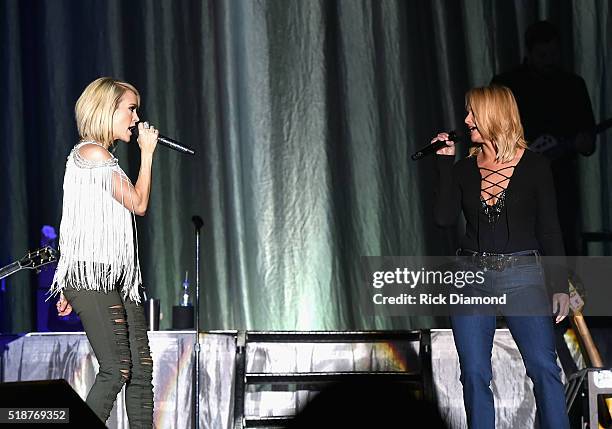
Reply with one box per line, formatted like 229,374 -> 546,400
491,20 -> 596,257
492,19 -> 599,381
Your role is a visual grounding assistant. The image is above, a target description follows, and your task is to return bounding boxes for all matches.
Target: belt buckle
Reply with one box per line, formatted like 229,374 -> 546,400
472,252 -> 490,272
491,254 -> 505,271
479,253 -> 505,271
472,253 -> 486,271
471,252 -> 525,272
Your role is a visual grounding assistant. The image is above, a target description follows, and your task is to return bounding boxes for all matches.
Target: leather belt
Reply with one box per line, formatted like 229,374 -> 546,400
457,249 -> 541,272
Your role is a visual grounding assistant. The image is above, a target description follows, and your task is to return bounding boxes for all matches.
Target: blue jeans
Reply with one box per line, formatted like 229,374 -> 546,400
450,262 -> 569,429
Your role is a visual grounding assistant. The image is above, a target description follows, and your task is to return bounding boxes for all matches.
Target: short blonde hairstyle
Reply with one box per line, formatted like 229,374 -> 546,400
75,77 -> 140,147
466,85 -> 527,163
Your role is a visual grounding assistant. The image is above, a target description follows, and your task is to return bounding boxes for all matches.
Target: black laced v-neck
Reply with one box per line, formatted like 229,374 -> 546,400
478,165 -> 516,224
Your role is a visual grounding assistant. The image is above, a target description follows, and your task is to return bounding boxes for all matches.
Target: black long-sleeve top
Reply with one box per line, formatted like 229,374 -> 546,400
434,150 -> 567,294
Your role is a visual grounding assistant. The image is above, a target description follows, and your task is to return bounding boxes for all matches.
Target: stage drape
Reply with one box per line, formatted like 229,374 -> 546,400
1,0 -> 610,332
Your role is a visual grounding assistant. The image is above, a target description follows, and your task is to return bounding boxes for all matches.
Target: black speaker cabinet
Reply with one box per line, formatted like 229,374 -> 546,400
0,379 -> 104,427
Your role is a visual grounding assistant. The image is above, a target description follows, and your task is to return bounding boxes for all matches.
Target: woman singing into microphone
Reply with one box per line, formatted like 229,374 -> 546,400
432,85 -> 570,429
51,77 -> 158,427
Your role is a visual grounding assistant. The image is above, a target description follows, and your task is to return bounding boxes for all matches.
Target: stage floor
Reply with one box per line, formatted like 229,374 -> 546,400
1,329 -> 552,428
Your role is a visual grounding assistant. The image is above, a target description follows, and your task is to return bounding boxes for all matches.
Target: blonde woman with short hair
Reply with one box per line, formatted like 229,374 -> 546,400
432,85 -> 570,428
51,77 -> 158,427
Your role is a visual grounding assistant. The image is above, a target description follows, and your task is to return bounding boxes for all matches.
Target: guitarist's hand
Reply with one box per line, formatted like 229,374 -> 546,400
552,293 -> 570,323
56,293 -> 73,317
574,131 -> 595,156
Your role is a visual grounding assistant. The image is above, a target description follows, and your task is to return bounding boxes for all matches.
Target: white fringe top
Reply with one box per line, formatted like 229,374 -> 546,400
50,141 -> 142,303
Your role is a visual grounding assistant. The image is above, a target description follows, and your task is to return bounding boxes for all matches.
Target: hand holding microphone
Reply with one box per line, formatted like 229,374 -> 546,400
411,130 -> 461,161
431,131 -> 457,156
136,121 -> 159,156
129,121 -> 195,155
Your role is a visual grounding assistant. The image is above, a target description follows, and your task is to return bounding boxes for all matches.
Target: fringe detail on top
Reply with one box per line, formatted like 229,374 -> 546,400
50,142 -> 142,304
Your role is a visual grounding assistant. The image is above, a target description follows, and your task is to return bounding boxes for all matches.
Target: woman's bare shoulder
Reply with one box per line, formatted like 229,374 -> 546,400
76,143 -> 112,161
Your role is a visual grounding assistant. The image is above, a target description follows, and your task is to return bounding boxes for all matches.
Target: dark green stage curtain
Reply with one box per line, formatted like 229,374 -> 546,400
1,0 -> 610,332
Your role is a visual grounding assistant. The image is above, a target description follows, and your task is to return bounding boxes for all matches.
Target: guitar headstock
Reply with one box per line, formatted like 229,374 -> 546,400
569,277 -> 586,314
19,246 -> 59,271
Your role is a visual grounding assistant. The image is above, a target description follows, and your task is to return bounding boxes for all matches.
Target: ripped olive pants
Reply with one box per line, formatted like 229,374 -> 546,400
64,286 -> 154,428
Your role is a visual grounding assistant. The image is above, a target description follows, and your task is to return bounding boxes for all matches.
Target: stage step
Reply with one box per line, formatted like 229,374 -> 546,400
245,330 -> 421,343
233,330 -> 431,429
244,416 -> 292,428
245,371 -> 421,389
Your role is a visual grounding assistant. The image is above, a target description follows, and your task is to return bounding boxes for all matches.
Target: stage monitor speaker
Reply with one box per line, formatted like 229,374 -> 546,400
0,379 -> 105,427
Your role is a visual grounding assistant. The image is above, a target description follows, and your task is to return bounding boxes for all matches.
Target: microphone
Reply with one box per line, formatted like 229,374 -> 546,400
411,131 -> 462,161
129,122 -> 195,155
192,215 -> 203,230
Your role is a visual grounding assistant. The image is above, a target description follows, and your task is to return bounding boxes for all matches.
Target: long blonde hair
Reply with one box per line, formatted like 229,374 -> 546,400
75,77 -> 140,147
466,85 -> 527,163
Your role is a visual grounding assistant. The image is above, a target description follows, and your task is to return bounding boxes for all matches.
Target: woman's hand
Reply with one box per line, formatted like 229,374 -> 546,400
552,293 -> 570,323
137,121 -> 159,156
56,293 -> 73,317
432,132 -> 456,156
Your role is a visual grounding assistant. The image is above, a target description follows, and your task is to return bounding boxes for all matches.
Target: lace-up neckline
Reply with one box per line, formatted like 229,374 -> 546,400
478,165 -> 516,224
434,149 -> 565,263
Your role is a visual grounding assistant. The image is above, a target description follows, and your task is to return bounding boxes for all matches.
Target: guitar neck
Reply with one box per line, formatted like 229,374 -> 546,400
572,312 -> 604,367
0,262 -> 21,281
